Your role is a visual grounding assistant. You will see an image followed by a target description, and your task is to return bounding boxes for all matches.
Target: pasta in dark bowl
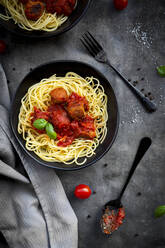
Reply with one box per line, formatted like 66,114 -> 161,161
10,60 -> 119,170
0,0 -> 91,38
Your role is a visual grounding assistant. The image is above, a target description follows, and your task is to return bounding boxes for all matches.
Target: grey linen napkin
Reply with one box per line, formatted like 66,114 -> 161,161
0,64 -> 78,248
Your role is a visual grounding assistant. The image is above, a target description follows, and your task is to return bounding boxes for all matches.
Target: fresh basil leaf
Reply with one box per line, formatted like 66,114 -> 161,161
45,123 -> 57,140
157,66 -> 165,77
154,205 -> 165,218
33,119 -> 47,130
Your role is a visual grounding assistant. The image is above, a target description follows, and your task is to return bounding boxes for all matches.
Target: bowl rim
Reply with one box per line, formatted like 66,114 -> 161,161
0,0 -> 91,38
10,60 -> 119,171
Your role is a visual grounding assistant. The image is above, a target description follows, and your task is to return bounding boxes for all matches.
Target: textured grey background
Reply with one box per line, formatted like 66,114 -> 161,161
0,0 -> 165,247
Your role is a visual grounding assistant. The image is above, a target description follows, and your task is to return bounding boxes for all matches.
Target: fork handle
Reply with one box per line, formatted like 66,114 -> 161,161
106,60 -> 157,112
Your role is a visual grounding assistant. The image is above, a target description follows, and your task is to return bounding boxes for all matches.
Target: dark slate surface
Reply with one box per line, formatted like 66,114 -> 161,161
0,0 -> 165,247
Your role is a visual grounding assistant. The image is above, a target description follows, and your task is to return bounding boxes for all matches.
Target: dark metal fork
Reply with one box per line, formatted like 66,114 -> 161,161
81,32 -> 157,112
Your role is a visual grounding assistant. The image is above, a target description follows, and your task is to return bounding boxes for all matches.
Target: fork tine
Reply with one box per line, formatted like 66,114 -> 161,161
83,33 -> 100,54
82,35 -> 98,55
80,38 -> 95,57
86,31 -> 103,51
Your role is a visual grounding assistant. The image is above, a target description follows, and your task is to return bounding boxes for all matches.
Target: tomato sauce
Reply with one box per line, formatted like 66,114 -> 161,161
31,91 -> 96,147
101,207 -> 125,235
67,92 -> 89,112
46,0 -> 76,16
22,0 -> 76,21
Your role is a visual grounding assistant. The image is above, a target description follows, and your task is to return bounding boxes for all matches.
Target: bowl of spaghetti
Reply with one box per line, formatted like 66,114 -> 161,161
10,60 -> 119,170
0,0 -> 90,38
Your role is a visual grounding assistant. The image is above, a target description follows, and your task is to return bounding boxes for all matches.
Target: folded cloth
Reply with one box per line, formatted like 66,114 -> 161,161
0,64 -> 78,248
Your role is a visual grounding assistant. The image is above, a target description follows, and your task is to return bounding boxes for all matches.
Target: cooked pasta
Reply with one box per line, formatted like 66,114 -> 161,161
18,72 -> 108,165
0,0 -> 68,31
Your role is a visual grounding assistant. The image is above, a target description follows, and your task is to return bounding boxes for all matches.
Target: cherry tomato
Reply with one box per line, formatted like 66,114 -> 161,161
114,0 -> 128,10
74,184 -> 92,199
0,40 -> 6,54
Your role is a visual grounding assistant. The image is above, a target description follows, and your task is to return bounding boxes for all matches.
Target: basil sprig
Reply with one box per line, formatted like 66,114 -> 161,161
154,205 -> 165,218
157,66 -> 165,77
33,118 -> 57,140
33,119 -> 48,130
45,123 -> 57,140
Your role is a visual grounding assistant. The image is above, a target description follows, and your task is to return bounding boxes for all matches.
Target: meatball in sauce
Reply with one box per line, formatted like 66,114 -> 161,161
24,1 -> 45,21
50,87 -> 68,104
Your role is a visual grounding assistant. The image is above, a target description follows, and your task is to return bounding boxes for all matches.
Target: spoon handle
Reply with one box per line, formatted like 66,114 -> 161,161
118,137 -> 152,200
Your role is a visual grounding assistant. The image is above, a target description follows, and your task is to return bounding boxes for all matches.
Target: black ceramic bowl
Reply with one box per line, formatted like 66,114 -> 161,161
10,60 -> 119,170
0,0 -> 90,38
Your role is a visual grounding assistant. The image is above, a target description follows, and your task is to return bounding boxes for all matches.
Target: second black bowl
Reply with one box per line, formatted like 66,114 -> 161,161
0,0 -> 91,38
10,60 -> 119,170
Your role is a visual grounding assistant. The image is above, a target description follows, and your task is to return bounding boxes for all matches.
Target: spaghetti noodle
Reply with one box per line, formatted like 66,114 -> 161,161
0,0 -> 69,31
18,72 -> 108,165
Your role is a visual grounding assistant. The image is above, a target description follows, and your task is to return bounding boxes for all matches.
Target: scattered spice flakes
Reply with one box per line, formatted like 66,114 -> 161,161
146,92 -> 154,100
134,233 -> 139,237
137,68 -> 141,71
149,95 -> 154,101
137,192 -> 142,196
133,81 -> 138,86
12,67 -> 16,71
128,79 -> 131,82
141,77 -> 144,81
93,191 -> 96,195
87,215 -> 91,219
103,163 -> 108,168
141,91 -> 155,101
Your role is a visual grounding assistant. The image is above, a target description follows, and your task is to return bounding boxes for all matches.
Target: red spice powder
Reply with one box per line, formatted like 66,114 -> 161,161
101,207 -> 125,235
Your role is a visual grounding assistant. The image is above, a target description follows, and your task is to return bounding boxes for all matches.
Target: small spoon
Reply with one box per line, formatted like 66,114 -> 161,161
101,137 -> 152,235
